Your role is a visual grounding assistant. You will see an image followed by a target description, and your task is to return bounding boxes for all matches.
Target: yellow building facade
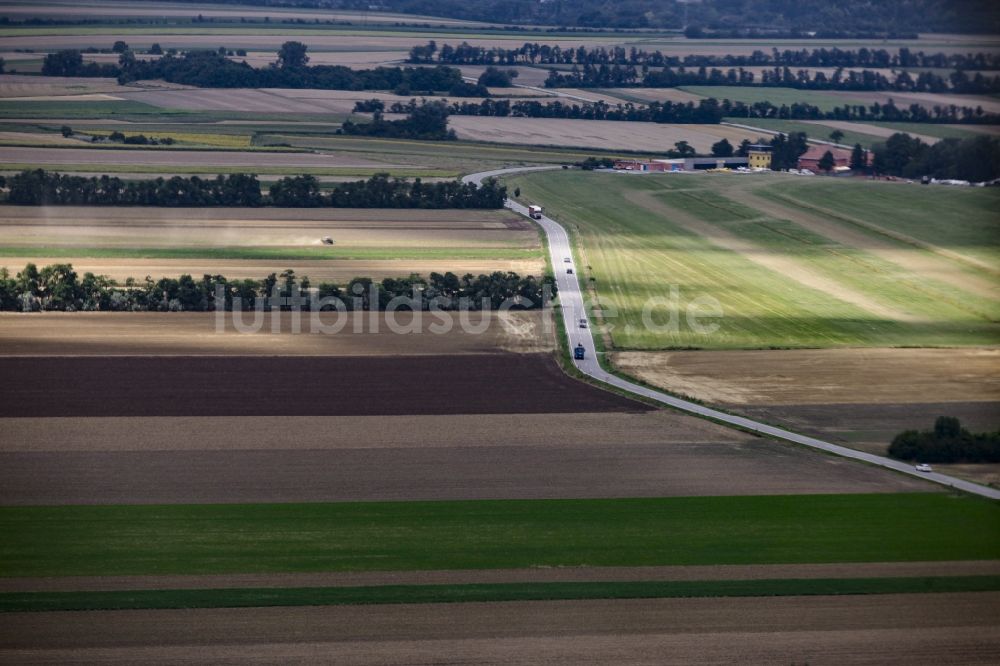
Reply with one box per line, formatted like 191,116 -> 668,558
748,145 -> 772,169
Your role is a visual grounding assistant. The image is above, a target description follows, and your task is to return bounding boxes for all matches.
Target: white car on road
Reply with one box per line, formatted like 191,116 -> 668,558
915,463 -> 933,472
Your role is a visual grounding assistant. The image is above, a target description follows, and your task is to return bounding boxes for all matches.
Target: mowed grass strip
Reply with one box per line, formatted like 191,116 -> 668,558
507,170 -> 1000,348
4,576 -> 1000,613
0,246 -> 542,262
759,179 -> 1000,268
1,495 -> 997,577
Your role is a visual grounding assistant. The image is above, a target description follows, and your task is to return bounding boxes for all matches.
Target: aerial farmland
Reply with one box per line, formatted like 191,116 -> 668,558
0,0 -> 999,663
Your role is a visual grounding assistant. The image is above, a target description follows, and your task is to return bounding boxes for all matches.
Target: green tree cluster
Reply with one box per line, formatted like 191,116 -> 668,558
5,170 -> 507,209
889,417 -> 1000,464
0,264 -> 555,313
871,133 -> 1000,181
341,101 -> 455,140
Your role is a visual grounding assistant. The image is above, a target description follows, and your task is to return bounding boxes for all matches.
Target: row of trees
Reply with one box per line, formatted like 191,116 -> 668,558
889,417 -> 1000,464
1,264 -> 555,313
43,42 -> 472,95
370,96 -> 728,124
363,96 -> 999,127
544,63 -> 1000,95
4,170 -> 506,209
411,41 -> 1000,72
870,133 -> 1000,182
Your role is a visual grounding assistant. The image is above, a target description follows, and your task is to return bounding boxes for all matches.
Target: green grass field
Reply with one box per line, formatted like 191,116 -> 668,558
722,117 -> 883,147
507,170 -> 999,349
0,100 -> 175,118
1,494 -> 997,577
763,179 -> 1000,267
867,122 -> 993,140
681,86 -> 867,111
4,576 -> 998,613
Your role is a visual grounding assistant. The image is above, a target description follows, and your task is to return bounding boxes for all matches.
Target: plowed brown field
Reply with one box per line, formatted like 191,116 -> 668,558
0,354 -> 646,417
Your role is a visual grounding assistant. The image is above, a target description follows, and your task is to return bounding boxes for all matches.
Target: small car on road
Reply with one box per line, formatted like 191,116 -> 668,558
915,463 -> 933,472
579,318 -> 587,328
564,257 -> 572,263
567,268 -> 573,274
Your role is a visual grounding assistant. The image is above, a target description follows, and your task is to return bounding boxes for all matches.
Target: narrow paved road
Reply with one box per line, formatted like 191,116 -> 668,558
465,166 -> 1000,500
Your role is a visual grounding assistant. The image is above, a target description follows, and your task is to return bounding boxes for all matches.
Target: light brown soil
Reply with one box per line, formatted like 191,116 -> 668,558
611,348 -> 1000,405
626,189 -> 920,322
0,204 -> 538,250
3,594 -> 998,664
4,561 -> 996,593
0,412 -> 739,453
600,87 -> 706,104
0,146 -> 394,168
0,311 -> 554,357
612,348 -> 1000,487
0,131 -> 80,145
448,116 -> 760,152
0,74 -> 129,98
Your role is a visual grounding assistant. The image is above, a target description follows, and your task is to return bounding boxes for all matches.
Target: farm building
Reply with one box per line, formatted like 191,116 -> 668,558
613,157 -> 749,172
748,144 -> 772,169
798,145 -> 854,172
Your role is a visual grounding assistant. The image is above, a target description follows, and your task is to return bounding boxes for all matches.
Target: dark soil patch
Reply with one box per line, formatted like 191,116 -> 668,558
0,354 -> 647,417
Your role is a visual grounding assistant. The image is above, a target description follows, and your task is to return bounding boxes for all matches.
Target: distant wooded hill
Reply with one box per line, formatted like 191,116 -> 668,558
133,0 -> 1000,34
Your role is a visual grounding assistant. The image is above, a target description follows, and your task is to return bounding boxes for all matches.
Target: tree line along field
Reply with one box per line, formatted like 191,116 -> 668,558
507,170 -> 999,350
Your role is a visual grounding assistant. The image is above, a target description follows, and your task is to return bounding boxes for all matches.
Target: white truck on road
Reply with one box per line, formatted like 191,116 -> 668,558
528,205 -> 543,219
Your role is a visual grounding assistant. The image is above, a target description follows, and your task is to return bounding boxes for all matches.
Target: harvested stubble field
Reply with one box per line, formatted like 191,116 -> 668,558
0,206 -> 539,250
0,311 -> 554,357
612,347 -> 1000,487
0,74 -> 135,99
1,418 -> 932,505
1,146 -> 397,168
3,593 -> 999,664
116,87 -> 363,114
448,116 -> 759,153
0,205 -> 544,281
613,348 -> 1000,407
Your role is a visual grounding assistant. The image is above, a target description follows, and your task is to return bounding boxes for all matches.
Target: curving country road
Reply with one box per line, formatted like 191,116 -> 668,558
465,166 -> 1000,500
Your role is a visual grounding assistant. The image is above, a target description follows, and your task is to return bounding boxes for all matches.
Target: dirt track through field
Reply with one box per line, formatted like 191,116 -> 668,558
4,561 -> 994,593
3,594 -> 998,664
0,355 -> 646,417
627,190 -> 920,322
736,185 -> 999,299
